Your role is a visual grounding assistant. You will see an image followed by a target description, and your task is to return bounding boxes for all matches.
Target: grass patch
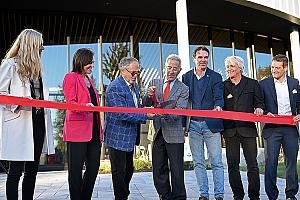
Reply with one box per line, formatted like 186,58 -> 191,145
99,160 -> 193,174
99,159 -> 152,174
240,161 -> 300,181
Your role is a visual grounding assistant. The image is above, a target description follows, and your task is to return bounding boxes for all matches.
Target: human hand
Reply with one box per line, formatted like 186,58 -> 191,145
147,86 -> 156,97
147,113 -> 156,120
267,112 -> 275,117
25,96 -> 33,100
183,127 -> 188,137
213,106 -> 222,111
86,103 -> 94,112
254,108 -> 263,116
293,114 -> 300,122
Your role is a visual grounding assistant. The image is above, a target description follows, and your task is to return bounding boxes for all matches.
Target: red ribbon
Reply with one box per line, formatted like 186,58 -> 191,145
0,95 -> 296,125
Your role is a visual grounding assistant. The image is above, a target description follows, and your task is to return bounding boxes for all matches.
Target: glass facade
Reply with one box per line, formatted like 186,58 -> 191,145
39,22 -> 290,159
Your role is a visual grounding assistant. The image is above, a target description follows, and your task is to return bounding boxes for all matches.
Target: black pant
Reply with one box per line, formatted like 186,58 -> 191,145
67,137 -> 101,200
225,135 -> 260,200
152,130 -> 186,200
108,147 -> 134,200
6,110 -> 45,200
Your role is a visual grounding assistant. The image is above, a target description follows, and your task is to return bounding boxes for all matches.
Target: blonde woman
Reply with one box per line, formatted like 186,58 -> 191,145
0,29 -> 54,200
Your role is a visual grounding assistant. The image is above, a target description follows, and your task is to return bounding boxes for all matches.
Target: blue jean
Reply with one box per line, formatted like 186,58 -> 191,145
188,120 -> 224,198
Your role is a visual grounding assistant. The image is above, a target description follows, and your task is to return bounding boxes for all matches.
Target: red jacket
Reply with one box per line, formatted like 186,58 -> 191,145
62,72 -> 103,142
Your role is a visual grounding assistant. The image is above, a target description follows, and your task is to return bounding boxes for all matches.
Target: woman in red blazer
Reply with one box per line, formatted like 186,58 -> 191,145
63,48 -> 102,200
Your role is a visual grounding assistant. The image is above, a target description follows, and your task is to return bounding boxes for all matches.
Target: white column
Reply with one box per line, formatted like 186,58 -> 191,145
67,36 -> 71,73
290,29 -> 300,80
176,0 -> 190,74
130,35 -> 134,57
209,39 -> 214,70
246,47 -> 253,78
98,36 -> 104,107
159,36 -> 164,78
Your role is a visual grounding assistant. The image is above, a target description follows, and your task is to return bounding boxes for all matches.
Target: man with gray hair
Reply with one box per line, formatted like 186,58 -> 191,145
104,57 -> 155,200
223,55 -> 264,200
143,54 -> 189,200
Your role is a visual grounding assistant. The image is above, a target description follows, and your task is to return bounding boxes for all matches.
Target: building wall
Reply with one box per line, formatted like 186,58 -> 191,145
247,0 -> 300,19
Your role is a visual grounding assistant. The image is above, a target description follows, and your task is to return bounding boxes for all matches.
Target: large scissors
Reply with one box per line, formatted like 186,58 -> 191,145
151,90 -> 176,108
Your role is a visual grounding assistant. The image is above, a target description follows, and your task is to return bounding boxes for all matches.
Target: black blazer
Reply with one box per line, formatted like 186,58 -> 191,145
259,76 -> 300,132
223,76 -> 264,138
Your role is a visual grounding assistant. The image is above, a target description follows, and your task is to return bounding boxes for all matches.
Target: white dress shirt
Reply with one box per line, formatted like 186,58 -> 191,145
274,77 -> 292,116
124,79 -> 138,108
194,68 -> 207,80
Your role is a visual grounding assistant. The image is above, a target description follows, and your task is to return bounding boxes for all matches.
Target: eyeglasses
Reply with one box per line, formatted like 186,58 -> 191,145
125,68 -> 140,76
166,66 -> 180,72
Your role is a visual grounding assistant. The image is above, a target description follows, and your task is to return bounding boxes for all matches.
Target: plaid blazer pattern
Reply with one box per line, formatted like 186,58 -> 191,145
104,76 -> 147,152
143,78 -> 189,143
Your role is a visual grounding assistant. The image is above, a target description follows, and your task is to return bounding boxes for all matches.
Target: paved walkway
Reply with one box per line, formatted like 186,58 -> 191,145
0,170 -> 298,200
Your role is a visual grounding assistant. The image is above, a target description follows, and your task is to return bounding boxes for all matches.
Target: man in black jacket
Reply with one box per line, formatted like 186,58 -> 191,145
223,56 -> 264,200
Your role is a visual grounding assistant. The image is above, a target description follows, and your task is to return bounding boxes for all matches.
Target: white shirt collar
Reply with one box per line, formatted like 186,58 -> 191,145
163,78 -> 176,84
122,76 -> 133,88
194,68 -> 207,80
274,75 -> 287,84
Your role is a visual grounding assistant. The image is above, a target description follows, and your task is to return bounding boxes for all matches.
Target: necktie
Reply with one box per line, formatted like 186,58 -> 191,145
130,86 -> 138,108
163,80 -> 171,101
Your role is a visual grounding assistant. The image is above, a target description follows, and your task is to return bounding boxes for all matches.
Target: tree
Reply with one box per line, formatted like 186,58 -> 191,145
257,65 -> 271,80
102,42 -> 145,92
53,94 -> 66,151
103,43 -> 129,81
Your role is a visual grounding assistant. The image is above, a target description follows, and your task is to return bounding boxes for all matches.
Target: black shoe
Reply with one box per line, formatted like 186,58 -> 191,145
215,197 -> 223,200
233,197 -> 243,200
199,197 -> 209,200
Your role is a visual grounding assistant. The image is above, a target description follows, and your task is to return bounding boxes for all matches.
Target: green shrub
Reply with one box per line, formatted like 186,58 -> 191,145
134,159 -> 152,172
99,159 -> 152,174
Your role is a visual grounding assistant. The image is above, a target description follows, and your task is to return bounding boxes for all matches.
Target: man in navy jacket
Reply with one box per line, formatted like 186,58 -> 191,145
260,54 -> 300,200
182,46 -> 224,200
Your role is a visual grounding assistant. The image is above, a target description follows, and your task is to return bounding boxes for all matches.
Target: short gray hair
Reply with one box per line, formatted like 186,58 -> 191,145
118,57 -> 139,70
225,56 -> 244,71
165,54 -> 181,68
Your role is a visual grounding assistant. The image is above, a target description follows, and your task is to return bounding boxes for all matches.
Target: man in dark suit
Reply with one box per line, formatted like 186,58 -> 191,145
143,54 -> 189,200
182,46 -> 224,200
104,57 -> 155,200
260,54 -> 300,200
223,56 -> 264,200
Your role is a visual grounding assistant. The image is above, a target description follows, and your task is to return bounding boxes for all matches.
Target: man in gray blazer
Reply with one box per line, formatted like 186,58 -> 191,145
143,54 -> 189,200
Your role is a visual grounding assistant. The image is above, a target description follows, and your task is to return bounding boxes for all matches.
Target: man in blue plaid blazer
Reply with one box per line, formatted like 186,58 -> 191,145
104,57 -> 154,200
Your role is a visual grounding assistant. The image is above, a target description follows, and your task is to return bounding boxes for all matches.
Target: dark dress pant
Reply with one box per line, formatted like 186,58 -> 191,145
225,134 -> 260,200
264,126 -> 299,200
67,120 -> 101,200
108,147 -> 134,200
152,130 -> 186,200
6,109 -> 45,200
